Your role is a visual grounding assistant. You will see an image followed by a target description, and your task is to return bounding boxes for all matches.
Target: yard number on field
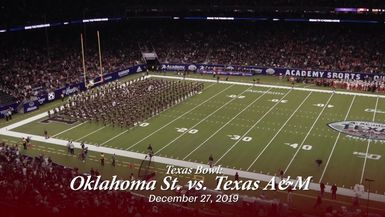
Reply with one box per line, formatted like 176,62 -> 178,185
284,143 -> 312,151
353,152 -> 381,160
228,95 -> 245,99
313,103 -> 334,108
270,99 -> 288,103
176,128 -> 199,134
139,122 -> 149,127
228,135 -> 252,142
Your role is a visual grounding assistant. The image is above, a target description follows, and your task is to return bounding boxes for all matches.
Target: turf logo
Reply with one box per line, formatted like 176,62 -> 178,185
328,121 -> 385,140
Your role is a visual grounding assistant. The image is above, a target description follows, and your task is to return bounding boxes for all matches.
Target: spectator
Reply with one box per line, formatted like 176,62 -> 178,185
331,184 -> 338,199
320,182 -> 325,196
100,153 -> 105,166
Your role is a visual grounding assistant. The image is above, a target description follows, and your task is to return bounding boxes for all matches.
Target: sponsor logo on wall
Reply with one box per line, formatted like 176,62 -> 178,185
48,92 -> 55,101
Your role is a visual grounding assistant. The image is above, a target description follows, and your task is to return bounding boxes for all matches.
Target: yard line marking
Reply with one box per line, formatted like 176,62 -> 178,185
88,83 -> 216,147
216,89 -> 293,164
155,86 -> 255,154
360,96 -> 379,183
52,121 -> 87,138
125,84 -> 234,150
183,87 -> 273,160
284,93 -> 334,173
76,125 -> 108,141
319,95 -> 356,183
246,91 -> 313,171
100,129 -> 129,146
149,75 -> 385,99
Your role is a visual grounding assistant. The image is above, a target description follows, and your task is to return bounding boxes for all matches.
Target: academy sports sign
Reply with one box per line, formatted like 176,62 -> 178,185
160,63 -> 385,81
328,121 -> 385,140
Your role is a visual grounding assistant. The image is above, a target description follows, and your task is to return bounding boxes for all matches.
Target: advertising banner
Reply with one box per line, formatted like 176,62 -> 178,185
0,103 -> 18,118
160,63 -> 384,81
23,100 -> 39,113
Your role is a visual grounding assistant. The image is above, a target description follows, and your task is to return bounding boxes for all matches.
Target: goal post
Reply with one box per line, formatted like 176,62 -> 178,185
80,30 -> 105,89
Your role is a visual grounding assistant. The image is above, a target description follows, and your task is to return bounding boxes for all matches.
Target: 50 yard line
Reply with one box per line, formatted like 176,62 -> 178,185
246,91 -> 313,171
215,89 -> 293,164
155,86 -> 254,155
284,93 -> 334,174
182,87 -> 273,160
360,96 -> 379,183
319,95 -> 356,183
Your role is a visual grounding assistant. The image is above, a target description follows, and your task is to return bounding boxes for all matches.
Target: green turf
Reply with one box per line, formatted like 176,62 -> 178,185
5,73 -> 385,195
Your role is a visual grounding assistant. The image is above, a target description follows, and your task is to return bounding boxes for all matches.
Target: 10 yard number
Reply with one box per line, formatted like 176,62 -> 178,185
284,143 -> 312,151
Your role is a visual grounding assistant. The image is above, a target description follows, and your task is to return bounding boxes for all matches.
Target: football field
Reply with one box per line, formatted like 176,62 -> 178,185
4,74 -> 385,196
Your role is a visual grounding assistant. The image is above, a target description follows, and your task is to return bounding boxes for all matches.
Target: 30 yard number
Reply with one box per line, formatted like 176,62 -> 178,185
228,135 -> 252,142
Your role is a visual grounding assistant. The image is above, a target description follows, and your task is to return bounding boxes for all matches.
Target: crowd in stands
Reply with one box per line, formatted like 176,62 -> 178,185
0,32 -> 142,104
0,22 -> 385,104
1,140 -> 383,217
0,142 -> 229,217
0,140 -> 305,217
155,23 -> 385,75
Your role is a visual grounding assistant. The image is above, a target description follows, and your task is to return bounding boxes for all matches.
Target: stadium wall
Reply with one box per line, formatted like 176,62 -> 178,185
160,63 -> 385,81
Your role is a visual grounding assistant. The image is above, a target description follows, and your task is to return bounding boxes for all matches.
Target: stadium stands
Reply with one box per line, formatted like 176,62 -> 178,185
0,142 -> 290,217
0,32 -> 142,102
1,22 -> 384,103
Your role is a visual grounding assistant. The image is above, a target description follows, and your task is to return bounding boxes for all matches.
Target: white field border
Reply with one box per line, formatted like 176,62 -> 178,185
0,75 -> 385,204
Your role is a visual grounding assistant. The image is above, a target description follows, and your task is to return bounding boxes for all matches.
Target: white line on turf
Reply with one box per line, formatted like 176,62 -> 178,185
149,75 -> 385,98
124,84 -> 234,150
246,91 -> 313,171
81,83 -> 217,147
360,96 -> 379,183
75,125 -> 108,141
155,86 -> 254,155
1,129 -> 385,203
216,89 -> 293,164
319,95 -> 356,183
52,121 -> 87,138
182,87 -> 273,160
284,93 -> 334,173
100,129 -> 129,146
